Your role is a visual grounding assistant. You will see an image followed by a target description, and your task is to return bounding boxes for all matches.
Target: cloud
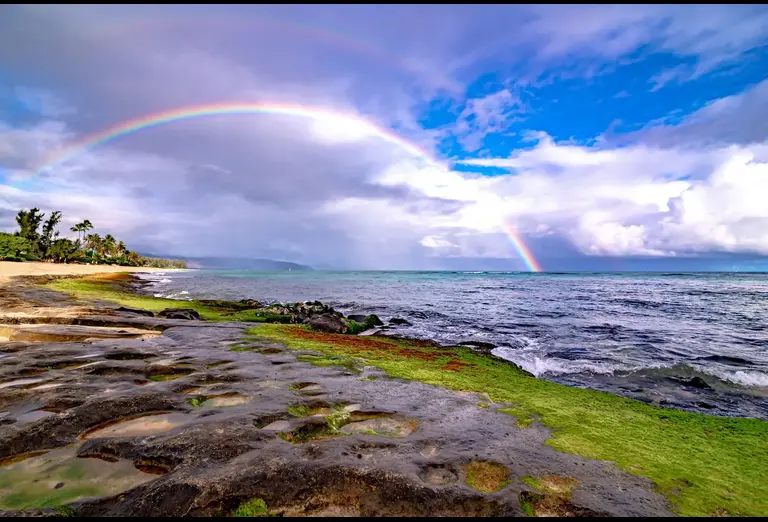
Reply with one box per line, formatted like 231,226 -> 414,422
1,5 -> 767,269
450,89 -> 525,151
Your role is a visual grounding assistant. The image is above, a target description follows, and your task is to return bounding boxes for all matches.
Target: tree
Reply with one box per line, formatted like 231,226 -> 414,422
0,232 -> 32,260
39,210 -> 63,259
102,234 -> 117,258
69,219 -> 93,242
46,238 -> 79,263
84,233 -> 102,258
116,240 -> 127,257
15,208 -> 45,255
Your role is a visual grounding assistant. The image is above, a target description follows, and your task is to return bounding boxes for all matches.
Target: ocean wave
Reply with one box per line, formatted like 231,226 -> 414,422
491,349 -> 768,389
706,368 -> 768,388
153,290 -> 191,300
493,348 -> 622,377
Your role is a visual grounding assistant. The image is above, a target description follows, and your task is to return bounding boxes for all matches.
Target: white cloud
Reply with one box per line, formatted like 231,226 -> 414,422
451,89 -> 525,151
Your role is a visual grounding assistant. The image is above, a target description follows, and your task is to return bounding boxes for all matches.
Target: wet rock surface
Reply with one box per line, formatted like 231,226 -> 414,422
0,280 -> 674,517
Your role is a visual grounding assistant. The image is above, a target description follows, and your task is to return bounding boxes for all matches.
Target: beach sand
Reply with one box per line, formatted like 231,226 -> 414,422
0,261 -> 173,283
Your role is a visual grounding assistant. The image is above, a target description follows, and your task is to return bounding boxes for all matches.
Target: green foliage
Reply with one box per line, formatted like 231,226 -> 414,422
232,498 -> 269,517
39,210 -> 62,257
286,404 -> 310,417
15,208 -> 45,255
345,319 -> 367,335
187,395 -> 207,407
0,232 -> 32,260
4,207 -> 186,268
252,323 -> 768,517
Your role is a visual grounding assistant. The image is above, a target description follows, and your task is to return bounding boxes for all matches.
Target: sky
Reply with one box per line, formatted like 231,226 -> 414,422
1,4 -> 767,271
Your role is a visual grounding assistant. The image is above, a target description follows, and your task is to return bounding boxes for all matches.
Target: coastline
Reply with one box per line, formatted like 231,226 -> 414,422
0,261 -> 181,283
1,272 -> 766,516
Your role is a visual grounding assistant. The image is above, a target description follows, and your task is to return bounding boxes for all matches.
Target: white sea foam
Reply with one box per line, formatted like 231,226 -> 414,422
703,368 -> 768,388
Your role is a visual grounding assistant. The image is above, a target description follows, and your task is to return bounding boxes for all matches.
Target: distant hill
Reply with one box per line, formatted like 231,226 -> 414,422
138,254 -> 312,271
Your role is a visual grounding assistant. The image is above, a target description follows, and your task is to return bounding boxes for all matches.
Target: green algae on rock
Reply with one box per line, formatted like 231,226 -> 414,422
251,323 -> 768,517
0,446 -> 154,511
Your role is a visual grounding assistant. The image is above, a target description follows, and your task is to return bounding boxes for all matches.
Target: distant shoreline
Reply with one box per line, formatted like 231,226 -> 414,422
0,260 -> 180,283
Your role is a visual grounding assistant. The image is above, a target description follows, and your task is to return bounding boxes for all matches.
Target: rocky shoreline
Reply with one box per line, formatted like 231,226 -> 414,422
1,274 -> 766,517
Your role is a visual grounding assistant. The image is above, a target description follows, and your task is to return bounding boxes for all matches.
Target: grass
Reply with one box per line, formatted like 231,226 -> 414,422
187,395 -> 207,407
42,274 -> 768,516
232,498 -> 269,517
286,404 -> 310,417
250,324 -> 768,517
464,461 -> 511,494
45,276 -> 269,323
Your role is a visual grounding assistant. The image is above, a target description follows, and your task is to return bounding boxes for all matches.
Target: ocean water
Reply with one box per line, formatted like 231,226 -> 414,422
138,270 -> 768,419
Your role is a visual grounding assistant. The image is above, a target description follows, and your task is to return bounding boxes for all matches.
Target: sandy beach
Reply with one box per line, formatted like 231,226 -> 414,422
0,261 -> 174,282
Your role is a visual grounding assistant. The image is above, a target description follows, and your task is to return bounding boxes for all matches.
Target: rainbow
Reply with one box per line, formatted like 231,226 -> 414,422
32,102 -> 438,176
25,102 -> 542,272
501,218 -> 543,273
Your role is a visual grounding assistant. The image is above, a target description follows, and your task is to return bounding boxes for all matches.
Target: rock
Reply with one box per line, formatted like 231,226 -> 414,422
364,314 -> 384,327
681,376 -> 712,390
157,308 -> 201,321
238,299 -> 262,308
115,306 -> 155,317
457,340 -> 497,351
303,314 -> 348,334
389,317 -> 411,326
348,314 -> 367,323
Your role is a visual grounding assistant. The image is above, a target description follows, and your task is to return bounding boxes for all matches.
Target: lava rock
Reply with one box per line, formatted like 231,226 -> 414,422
364,314 -> 384,327
303,313 -> 348,334
348,314 -> 367,323
457,340 -> 497,351
681,376 -> 713,390
157,308 -> 201,321
115,306 -> 155,317
389,317 -> 412,326
238,299 -> 262,308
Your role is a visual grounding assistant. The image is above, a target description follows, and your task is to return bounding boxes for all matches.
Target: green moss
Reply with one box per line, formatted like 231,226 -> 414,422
0,486 -> 101,511
477,402 -> 491,409
233,498 -> 268,517
325,411 -> 351,431
359,376 -> 378,381
498,406 -> 536,428
53,505 -> 75,517
345,320 -> 367,335
187,395 -> 207,407
296,353 -> 362,373
286,405 -> 310,417
464,461 -> 511,494
520,495 -> 535,517
250,323 -> 768,517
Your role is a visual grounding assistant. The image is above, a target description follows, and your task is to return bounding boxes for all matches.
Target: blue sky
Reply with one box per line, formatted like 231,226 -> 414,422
1,5 -> 768,270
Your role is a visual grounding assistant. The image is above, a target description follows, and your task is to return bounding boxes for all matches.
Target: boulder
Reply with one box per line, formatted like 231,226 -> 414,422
348,314 -> 367,323
457,340 -> 497,351
157,308 -> 201,321
303,313 -> 348,334
680,376 -> 712,390
115,306 -> 155,317
389,317 -> 412,326
238,299 -> 262,308
364,314 -> 384,327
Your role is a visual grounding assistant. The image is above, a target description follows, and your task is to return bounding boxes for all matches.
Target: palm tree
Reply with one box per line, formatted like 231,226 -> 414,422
102,234 -> 117,258
116,241 -> 127,257
84,233 -> 102,258
70,219 -> 93,242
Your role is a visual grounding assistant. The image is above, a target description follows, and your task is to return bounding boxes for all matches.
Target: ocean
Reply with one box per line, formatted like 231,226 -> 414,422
137,270 -> 768,420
